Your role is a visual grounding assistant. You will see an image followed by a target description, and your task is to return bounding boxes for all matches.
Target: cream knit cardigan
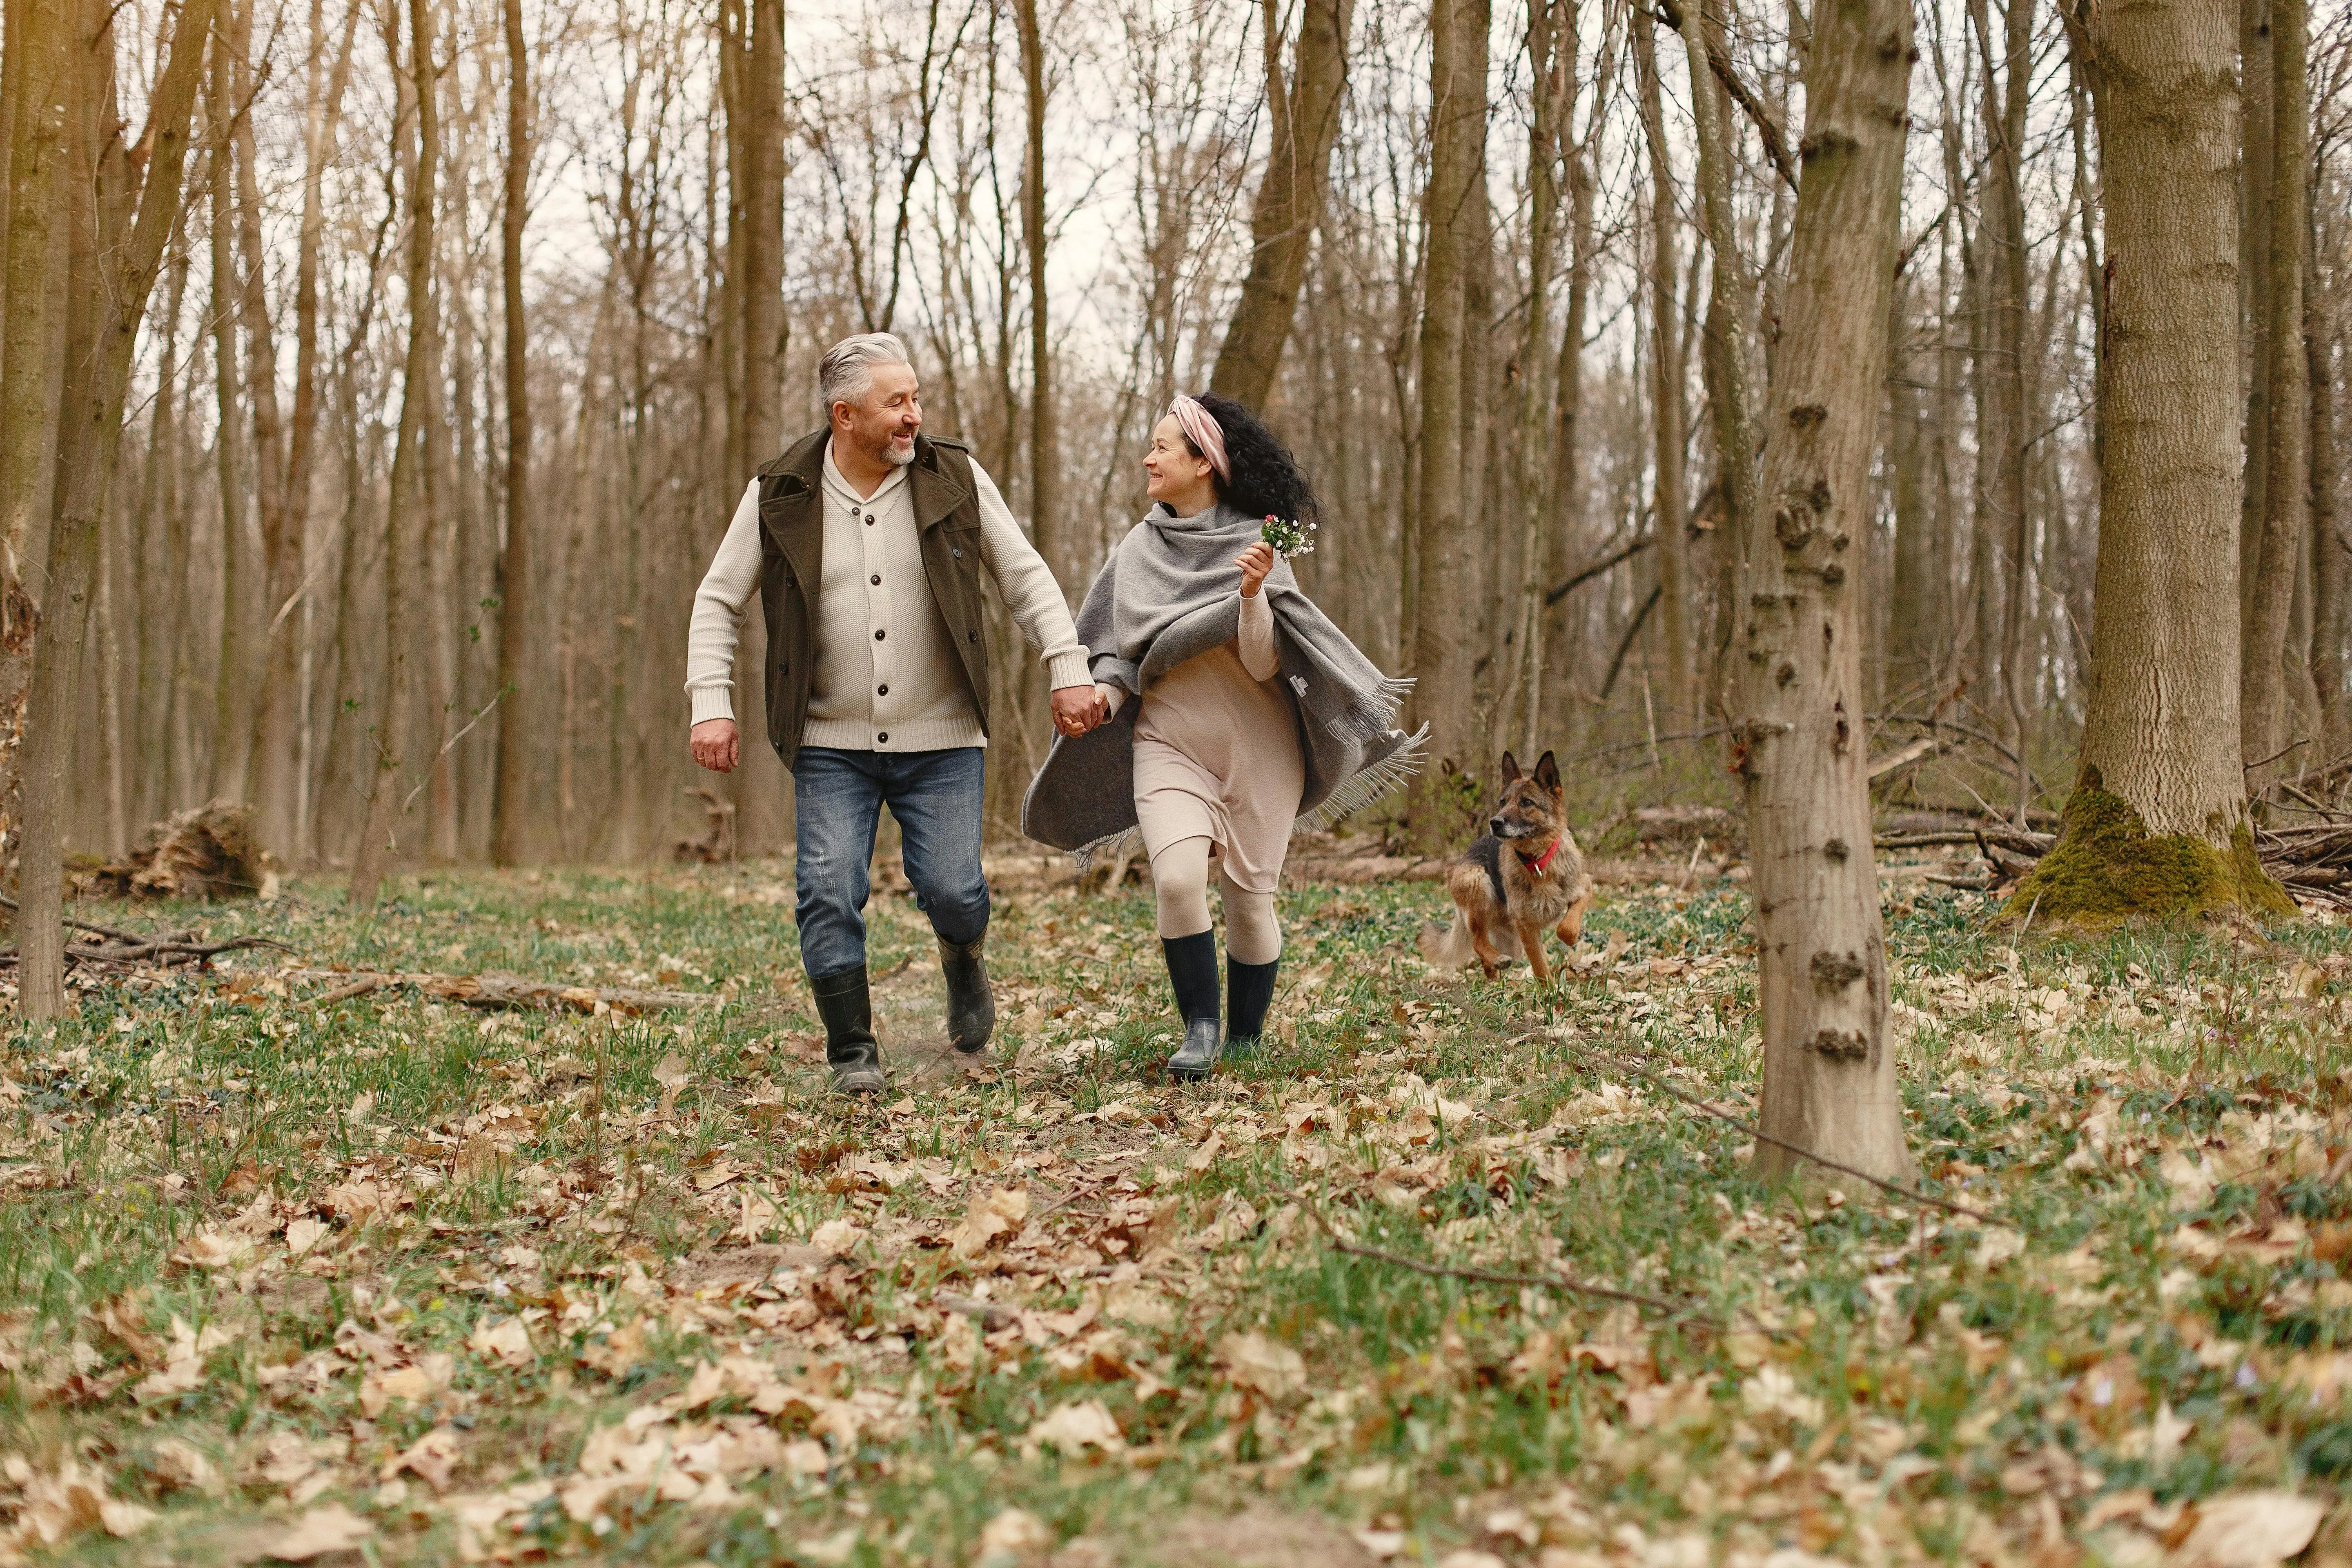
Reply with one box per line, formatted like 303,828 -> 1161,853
685,443 -> 1089,754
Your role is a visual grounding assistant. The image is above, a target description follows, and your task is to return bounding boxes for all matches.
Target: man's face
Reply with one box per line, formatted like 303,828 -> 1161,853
834,361 -> 922,469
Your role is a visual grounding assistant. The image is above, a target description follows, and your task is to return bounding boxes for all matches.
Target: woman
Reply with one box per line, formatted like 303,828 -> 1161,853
1023,393 -> 1424,1080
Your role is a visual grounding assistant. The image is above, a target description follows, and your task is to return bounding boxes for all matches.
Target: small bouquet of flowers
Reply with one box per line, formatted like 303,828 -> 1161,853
1261,514 -> 1316,559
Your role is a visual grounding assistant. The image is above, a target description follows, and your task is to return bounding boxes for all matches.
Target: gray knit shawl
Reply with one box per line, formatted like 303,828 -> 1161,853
1021,502 -> 1426,860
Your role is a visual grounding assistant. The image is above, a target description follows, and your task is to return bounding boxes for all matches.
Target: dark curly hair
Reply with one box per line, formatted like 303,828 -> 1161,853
1181,392 -> 1321,526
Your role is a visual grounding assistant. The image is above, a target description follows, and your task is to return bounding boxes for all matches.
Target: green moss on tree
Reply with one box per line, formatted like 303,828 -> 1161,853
2002,772 -> 2296,925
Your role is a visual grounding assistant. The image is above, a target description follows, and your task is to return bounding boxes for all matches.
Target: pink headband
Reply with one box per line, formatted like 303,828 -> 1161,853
1169,394 -> 1229,481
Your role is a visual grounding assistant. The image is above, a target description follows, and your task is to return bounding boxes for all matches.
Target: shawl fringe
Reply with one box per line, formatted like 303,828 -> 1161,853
1295,724 -> 1428,832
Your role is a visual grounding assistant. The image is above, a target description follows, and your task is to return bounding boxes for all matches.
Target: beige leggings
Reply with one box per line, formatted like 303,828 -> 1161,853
1150,836 -> 1281,964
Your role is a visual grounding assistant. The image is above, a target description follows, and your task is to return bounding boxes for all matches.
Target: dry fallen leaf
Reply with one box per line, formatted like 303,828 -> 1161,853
810,1218 -> 867,1258
468,1315 -> 535,1368
1216,1331 -> 1306,1399
283,1216 -> 331,1257
2175,1490 -> 2325,1568
265,1503 -> 374,1561
950,1186 -> 1029,1259
1022,1399 -> 1124,1457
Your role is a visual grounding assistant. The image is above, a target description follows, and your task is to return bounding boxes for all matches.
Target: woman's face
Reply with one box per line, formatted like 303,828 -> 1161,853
1143,415 -> 1217,510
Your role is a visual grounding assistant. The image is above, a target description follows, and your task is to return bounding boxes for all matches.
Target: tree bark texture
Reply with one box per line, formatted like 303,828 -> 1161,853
1733,0 -> 1918,1186
349,0 -> 438,909
1632,13 -> 1691,722
1210,0 -> 1354,411
2013,0 -> 2291,921
491,0 -> 533,865
2236,0 -> 2271,635
2239,0 -> 2306,779
1508,0 -> 1568,759
18,0 -> 213,1017
1013,0 -> 1056,570
207,43 -> 255,804
1407,0 -> 1488,840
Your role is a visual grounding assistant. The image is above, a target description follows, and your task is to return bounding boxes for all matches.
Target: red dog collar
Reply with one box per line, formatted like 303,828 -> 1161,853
1518,840 -> 1560,875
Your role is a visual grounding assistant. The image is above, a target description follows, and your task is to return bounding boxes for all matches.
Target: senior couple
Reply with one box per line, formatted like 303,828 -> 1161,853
686,333 -> 1420,1094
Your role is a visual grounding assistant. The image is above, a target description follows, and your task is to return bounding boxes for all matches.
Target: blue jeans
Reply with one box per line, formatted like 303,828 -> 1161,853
791,746 -> 990,981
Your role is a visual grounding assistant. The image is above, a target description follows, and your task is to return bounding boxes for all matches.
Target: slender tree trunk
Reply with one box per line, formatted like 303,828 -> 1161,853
1633,12 -> 1691,721
2312,249 -> 2344,753
2237,0 -> 2272,635
735,0 -> 788,854
1013,0 -> 1056,568
0,0 -> 70,867
1210,0 -> 1354,409
350,0 -> 438,909
1887,277 -> 1937,698
20,0 -> 212,1017
1507,0 -> 1568,757
1407,0 -> 1488,838
137,240 -> 190,827
2015,0 -> 2290,921
2240,0 -> 2306,780
1681,0 -> 1755,719
491,0 -> 533,865
206,40 -> 254,804
1735,0 -> 1919,1186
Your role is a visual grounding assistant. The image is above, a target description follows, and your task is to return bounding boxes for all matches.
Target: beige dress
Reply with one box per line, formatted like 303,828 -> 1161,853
1116,590 -> 1304,893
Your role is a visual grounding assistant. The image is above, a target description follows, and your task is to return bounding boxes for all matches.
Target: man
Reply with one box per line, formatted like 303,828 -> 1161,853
688,333 -> 1100,1093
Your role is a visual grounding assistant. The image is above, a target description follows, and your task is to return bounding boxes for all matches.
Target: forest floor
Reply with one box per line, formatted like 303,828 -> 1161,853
0,855 -> 2349,1567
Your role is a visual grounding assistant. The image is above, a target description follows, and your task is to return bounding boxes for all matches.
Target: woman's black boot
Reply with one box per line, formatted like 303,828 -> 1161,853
1161,932 -> 1223,1081
1224,955 -> 1280,1057
938,934 -> 995,1056
809,966 -> 886,1095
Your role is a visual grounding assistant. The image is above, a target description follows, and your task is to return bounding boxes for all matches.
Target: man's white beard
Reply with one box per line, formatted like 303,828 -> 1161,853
886,439 -> 916,468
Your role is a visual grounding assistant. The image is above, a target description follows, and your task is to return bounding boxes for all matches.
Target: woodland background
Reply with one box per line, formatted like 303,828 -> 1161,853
0,0 -> 2345,871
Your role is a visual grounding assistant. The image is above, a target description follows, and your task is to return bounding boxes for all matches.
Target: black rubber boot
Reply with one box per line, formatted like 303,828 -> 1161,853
939,933 -> 995,1056
1223,955 -> 1280,1058
809,966 -> 885,1095
1161,932 -> 1223,1082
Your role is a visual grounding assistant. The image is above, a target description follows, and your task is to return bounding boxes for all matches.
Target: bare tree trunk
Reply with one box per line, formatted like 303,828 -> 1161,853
1013,0 -> 1056,569
1887,278 -> 1937,699
1407,0 -> 1488,839
20,0 -> 212,1017
1210,0 -> 1353,410
2313,246 -> 2345,753
2241,0 -> 2307,781
0,0 -> 69,866
1681,0 -> 1755,720
206,38 -> 255,804
1506,0 -> 1568,757
1734,0 -> 1918,1187
349,0 -> 437,909
2016,0 -> 2290,920
1633,11 -> 1690,722
491,0 -> 533,866
137,239 -> 191,828
2237,0 -> 2272,635
735,0 -> 788,854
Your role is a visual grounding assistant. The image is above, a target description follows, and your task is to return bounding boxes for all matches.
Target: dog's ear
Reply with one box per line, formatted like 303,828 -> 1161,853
1532,750 -> 1561,793
1499,751 -> 1522,783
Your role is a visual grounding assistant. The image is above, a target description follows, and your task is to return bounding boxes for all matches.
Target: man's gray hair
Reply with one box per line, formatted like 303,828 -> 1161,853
819,332 -> 914,412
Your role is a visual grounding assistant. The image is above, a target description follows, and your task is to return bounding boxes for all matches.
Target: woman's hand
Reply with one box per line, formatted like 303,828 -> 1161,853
1234,541 -> 1276,598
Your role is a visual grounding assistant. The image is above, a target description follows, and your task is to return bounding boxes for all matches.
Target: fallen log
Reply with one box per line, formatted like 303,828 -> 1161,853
278,967 -> 717,1014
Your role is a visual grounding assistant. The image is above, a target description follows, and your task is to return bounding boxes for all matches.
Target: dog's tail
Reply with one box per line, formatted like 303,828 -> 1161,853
1418,911 -> 1479,968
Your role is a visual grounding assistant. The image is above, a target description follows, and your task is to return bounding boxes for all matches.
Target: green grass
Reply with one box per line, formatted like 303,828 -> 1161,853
0,862 -> 2347,1565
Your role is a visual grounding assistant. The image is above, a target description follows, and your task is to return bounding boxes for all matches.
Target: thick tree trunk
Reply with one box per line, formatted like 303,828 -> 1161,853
1632,13 -> 1691,722
19,0 -> 212,1017
734,0 -> 788,855
1734,0 -> 1918,1187
2012,0 -> 2291,922
349,0 -> 438,910
1210,0 -> 1353,410
491,0 -> 533,866
2239,0 -> 2306,781
1407,0 -> 1488,841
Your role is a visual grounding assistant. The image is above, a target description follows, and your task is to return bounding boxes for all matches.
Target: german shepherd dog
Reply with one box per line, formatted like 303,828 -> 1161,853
1419,751 -> 1596,982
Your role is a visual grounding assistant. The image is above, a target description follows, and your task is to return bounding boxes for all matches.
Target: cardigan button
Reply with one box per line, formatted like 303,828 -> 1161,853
967,630 -> 978,642
870,573 -> 881,586
878,732 -> 889,743
877,683 -> 889,696
875,629 -> 886,641
952,546 -> 963,559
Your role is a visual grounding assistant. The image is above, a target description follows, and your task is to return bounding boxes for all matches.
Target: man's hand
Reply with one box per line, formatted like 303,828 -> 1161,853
690,717 -> 740,773
1051,685 -> 1102,739
1234,541 -> 1276,598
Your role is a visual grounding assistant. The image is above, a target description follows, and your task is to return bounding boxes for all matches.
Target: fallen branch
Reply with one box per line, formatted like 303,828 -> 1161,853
281,968 -> 717,1014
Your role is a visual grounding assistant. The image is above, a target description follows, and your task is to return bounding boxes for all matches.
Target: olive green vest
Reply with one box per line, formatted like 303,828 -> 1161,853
752,431 -> 992,767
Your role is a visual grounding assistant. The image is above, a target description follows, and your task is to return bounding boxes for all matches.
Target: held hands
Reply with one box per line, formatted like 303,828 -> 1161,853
690,717 -> 740,773
1051,684 -> 1105,740
1234,541 -> 1275,598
